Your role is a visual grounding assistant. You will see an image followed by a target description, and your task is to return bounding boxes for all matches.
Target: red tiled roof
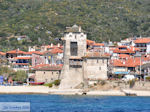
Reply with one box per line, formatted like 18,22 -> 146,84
112,59 -> 125,67
33,64 -> 62,71
14,57 -> 32,60
7,50 -> 26,54
119,54 -> 130,59
134,38 -> 150,44
113,46 -> 139,54
24,51 -> 43,55
104,53 -> 111,56
112,57 -> 150,67
93,43 -> 104,46
13,63 -> 29,65
51,48 -> 63,54
24,52 -> 33,55
84,52 -> 110,57
87,39 -> 95,45
42,45 -> 63,49
0,51 -> 6,56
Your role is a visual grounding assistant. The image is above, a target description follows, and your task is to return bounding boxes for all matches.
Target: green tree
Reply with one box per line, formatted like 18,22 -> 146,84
9,70 -> 27,82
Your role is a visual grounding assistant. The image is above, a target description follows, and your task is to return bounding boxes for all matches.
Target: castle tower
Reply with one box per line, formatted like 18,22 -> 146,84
59,25 -> 87,89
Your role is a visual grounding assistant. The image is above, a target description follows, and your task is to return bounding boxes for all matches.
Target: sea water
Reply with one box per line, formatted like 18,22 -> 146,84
0,94 -> 150,112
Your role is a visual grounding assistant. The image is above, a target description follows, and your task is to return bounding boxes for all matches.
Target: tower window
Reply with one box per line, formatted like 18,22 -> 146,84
102,59 -> 104,63
99,67 -> 101,70
70,42 -> 78,56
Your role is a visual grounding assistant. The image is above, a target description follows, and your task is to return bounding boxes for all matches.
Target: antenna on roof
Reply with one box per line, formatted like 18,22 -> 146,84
140,35 -> 142,38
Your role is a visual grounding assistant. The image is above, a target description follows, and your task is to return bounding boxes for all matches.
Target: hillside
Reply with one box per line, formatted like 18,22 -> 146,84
0,0 -> 150,51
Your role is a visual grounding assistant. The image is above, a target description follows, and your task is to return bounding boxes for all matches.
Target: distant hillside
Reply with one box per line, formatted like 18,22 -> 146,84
0,0 -> 150,51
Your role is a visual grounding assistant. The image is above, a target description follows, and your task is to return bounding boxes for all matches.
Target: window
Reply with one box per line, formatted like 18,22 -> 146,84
97,59 -> 99,63
70,42 -> 78,56
99,67 -> 101,70
75,35 -> 77,39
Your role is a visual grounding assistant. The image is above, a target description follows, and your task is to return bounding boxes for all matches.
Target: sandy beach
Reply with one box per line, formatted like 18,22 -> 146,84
0,86 -> 50,94
0,86 -> 150,96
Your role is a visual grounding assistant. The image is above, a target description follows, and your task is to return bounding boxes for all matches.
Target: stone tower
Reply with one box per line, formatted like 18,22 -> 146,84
59,25 -> 87,89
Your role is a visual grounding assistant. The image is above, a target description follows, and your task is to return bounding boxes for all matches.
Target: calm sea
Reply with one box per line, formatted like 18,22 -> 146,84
0,94 -> 150,112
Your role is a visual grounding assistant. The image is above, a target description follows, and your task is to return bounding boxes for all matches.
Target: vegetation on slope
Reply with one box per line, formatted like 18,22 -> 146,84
0,0 -> 150,51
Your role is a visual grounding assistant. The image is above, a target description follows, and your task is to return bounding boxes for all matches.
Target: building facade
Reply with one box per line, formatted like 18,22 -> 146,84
59,25 -> 109,89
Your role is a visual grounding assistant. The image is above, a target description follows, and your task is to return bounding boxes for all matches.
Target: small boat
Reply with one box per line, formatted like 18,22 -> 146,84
29,82 -> 45,85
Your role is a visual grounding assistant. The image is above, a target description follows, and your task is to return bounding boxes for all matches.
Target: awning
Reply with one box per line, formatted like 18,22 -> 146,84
114,71 -> 129,74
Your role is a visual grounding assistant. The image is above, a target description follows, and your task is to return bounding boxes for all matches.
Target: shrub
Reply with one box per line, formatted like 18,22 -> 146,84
44,83 -> 53,88
44,80 -> 61,88
48,83 -> 53,88
118,74 -> 122,79
146,77 -> 150,81
100,80 -> 106,86
94,83 -> 97,86
9,70 -> 27,83
53,80 -> 60,86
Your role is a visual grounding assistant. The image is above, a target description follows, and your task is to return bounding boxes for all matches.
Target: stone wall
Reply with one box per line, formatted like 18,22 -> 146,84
83,58 -> 108,81
35,70 -> 60,83
59,67 -> 83,89
107,81 -> 150,90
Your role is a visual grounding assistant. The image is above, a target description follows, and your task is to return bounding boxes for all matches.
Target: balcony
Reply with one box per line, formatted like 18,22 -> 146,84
69,60 -> 82,68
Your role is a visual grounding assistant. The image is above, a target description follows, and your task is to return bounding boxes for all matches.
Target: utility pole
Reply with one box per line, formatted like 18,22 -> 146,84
140,54 -> 142,82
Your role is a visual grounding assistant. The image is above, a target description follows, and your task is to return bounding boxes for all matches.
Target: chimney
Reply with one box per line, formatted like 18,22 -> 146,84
17,48 -> 19,52
79,26 -> 81,32
51,43 -> 53,47
140,35 -> 142,38
57,43 -> 60,47
123,61 -> 125,64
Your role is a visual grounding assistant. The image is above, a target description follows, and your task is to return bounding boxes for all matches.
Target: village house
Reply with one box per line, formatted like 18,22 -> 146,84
41,43 -> 63,52
87,39 -> 105,53
83,52 -> 109,85
133,37 -> 150,55
113,46 -> 140,55
110,55 -> 150,79
6,49 -> 26,59
117,37 -> 133,46
31,64 -> 62,83
12,57 -> 32,71
43,47 -> 63,65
